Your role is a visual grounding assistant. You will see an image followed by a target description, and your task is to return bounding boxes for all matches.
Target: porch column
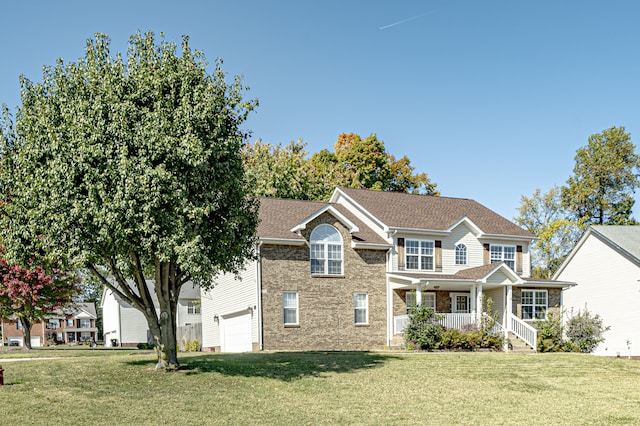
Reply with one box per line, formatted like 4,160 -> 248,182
470,285 -> 477,316
505,285 -> 513,335
476,284 -> 483,322
415,285 -> 422,306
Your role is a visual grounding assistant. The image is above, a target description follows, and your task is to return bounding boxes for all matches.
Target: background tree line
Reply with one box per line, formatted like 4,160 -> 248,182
515,126 -> 640,278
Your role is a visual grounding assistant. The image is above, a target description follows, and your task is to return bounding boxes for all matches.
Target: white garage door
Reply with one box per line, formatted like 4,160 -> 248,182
30,336 -> 41,347
222,312 -> 252,353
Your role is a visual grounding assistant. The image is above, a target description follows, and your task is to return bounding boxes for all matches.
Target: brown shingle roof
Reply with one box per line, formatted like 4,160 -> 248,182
389,263 -> 506,281
256,197 -> 389,246
338,187 -> 533,238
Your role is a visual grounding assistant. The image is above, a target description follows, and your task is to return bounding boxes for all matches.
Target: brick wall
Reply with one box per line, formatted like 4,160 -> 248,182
260,213 -> 387,350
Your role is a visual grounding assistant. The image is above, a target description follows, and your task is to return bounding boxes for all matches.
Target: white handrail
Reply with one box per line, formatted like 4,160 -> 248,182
509,314 -> 537,351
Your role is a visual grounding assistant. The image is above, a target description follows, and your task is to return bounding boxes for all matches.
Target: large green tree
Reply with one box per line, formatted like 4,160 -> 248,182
561,126 -> 640,225
514,187 -> 583,278
0,32 -> 259,369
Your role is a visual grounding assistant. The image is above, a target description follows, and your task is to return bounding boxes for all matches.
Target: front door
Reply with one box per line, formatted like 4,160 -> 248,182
451,293 -> 470,313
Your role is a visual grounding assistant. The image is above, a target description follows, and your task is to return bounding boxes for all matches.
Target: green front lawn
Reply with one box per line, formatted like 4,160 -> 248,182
0,349 -> 638,425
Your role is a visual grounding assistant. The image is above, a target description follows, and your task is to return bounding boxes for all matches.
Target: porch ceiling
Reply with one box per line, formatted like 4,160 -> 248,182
387,274 -> 505,292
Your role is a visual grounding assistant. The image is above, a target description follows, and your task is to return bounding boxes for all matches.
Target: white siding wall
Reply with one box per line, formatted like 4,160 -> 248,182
119,303 -> 149,345
559,234 -> 640,357
201,259 -> 259,350
176,299 -> 202,327
445,223 -> 484,274
101,289 -> 121,347
483,287 -> 505,325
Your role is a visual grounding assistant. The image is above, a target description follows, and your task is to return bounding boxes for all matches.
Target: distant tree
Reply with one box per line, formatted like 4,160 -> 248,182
515,187 -> 584,278
242,139 -> 313,200
0,258 -> 78,349
0,32 -> 259,369
331,133 -> 438,195
244,133 -> 438,201
561,126 -> 640,225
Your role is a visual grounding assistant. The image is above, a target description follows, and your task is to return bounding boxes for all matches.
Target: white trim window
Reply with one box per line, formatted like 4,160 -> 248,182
406,239 -> 434,270
310,224 -> 343,275
187,301 -> 201,315
282,291 -> 299,325
455,244 -> 467,265
406,290 -> 437,313
354,292 -> 368,325
490,244 -> 515,270
521,289 -> 547,320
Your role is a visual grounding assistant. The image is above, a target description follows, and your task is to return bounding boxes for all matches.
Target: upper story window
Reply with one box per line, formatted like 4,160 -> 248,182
490,245 -> 515,270
80,319 -> 92,328
406,239 -> 434,271
310,224 -> 343,275
187,301 -> 201,315
455,244 -> 467,265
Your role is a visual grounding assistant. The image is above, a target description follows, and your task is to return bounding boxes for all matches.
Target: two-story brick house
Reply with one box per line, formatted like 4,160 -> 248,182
200,187 -> 574,352
1,303 -> 98,347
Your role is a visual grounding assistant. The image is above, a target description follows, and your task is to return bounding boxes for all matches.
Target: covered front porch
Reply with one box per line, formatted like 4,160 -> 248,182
387,263 -> 570,351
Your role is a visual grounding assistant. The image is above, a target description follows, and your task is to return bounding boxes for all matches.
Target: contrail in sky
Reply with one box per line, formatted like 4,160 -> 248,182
379,12 -> 430,30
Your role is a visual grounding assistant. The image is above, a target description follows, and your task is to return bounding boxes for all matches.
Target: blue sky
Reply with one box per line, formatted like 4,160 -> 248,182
2,0 -> 640,220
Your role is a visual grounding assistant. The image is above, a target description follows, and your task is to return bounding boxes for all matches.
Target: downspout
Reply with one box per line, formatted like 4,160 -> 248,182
256,241 -> 264,351
386,230 -> 397,348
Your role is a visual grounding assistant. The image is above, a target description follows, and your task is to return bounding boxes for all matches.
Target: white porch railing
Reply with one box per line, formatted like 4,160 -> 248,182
483,313 -> 505,335
440,313 -> 474,330
394,313 -> 475,334
509,314 -> 537,351
394,312 -> 537,351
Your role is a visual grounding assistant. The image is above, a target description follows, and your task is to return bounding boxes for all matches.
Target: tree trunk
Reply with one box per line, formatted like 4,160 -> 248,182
152,260 -> 181,370
21,317 -> 33,350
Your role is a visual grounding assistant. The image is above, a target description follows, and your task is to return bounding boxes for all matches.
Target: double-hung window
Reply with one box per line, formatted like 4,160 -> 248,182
406,239 -> 434,270
187,301 -> 201,315
521,289 -> 547,320
310,224 -> 343,275
406,290 -> 436,313
282,291 -> 299,325
354,292 -> 368,325
490,245 -> 516,270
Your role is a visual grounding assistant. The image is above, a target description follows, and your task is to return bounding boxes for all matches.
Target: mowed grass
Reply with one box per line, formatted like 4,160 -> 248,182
0,349 -> 639,425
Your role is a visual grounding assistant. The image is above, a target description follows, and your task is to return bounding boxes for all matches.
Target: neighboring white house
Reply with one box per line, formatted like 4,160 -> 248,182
554,226 -> 640,357
101,281 -> 201,347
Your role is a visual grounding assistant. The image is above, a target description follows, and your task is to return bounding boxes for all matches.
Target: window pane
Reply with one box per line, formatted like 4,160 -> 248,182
311,224 -> 341,243
423,293 -> 436,310
490,245 -> 502,262
535,292 -> 547,305
522,291 -> 533,304
421,241 -> 434,255
406,255 -> 419,270
283,292 -> 298,324
328,260 -> 342,275
421,256 -> 433,270
327,244 -> 341,259
406,240 -> 419,255
522,306 -> 533,320
354,293 -> 367,324
310,259 -> 324,274
311,244 -> 324,260
455,244 -> 467,265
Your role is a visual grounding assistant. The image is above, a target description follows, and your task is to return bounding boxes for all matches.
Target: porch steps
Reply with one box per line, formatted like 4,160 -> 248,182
507,332 -> 536,354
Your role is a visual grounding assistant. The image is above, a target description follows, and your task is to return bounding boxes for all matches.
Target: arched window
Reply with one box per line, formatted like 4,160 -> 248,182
455,243 -> 467,265
310,224 -> 343,275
